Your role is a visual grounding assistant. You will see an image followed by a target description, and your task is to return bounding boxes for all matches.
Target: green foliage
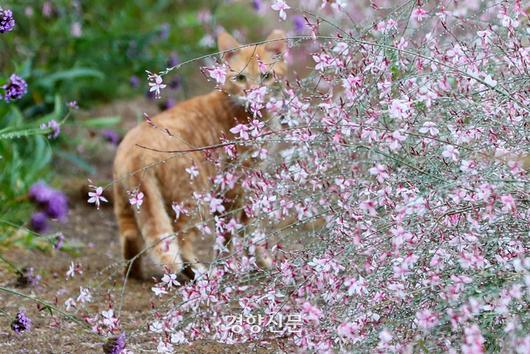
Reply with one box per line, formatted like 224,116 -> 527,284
0,108 -> 52,246
1,0 -> 262,107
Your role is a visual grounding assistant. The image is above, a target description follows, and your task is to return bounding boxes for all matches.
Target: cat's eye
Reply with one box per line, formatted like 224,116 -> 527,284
234,74 -> 247,82
261,72 -> 272,81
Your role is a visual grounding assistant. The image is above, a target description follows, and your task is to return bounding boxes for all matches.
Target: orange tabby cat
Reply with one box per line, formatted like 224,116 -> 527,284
113,30 -> 287,279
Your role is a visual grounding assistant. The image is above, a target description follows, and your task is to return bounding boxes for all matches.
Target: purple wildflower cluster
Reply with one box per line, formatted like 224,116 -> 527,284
28,181 -> 69,233
40,119 -> 61,139
101,129 -> 121,146
1,74 -> 27,102
0,7 -> 15,33
16,267 -> 41,288
11,311 -> 31,334
103,332 -> 126,354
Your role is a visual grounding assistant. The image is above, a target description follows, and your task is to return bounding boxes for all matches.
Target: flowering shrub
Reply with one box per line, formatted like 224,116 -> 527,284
1,1 -> 529,353
131,1 -> 529,352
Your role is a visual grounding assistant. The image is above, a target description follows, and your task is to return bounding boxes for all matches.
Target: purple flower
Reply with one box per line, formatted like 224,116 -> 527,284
159,23 -> 170,40
2,74 -> 27,102
145,89 -> 156,100
167,53 -> 180,68
42,2 -> 53,17
45,191 -> 68,220
29,181 -> 55,204
0,7 -> 15,33
29,181 -> 69,222
292,15 -> 306,34
101,129 -> 120,146
40,119 -> 61,139
161,98 -> 176,110
30,212 -> 49,233
53,233 -> 65,250
103,332 -> 126,354
169,77 -> 180,90
16,267 -> 41,287
11,311 -> 31,334
251,0 -> 263,12
129,75 -> 140,88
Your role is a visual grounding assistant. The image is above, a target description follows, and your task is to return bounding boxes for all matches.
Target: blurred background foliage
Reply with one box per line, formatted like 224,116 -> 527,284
0,0 -> 264,249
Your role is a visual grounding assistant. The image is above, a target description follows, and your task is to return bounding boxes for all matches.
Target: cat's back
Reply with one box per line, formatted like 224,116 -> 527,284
113,90 -> 236,177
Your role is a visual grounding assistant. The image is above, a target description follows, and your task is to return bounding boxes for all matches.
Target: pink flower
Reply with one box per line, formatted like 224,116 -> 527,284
204,194 -> 225,214
461,324 -> 485,354
337,322 -> 362,343
129,191 -> 144,210
271,0 -> 290,21
376,19 -> 398,34
412,8 -> 428,22
415,309 -> 439,330
500,194 -> 516,213
360,199 -> 377,216
369,164 -> 390,183
87,186 -> 108,209
301,301 -> 322,323
388,98 -> 412,120
208,65 -> 227,85
171,202 -> 187,220
313,53 -> 334,71
229,123 -> 250,140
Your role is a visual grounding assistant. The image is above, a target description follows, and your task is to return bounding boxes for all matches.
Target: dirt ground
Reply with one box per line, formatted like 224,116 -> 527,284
0,97 -> 284,353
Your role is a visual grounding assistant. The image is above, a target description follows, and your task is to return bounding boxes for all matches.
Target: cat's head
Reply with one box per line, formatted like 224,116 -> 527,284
217,30 -> 287,97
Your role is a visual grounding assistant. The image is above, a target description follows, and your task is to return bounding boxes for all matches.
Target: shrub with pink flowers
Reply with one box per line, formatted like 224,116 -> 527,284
133,1 -> 529,352
1,1 -> 529,353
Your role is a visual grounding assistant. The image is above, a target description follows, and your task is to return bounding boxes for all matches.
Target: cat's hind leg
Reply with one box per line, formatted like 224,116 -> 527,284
114,183 -> 145,280
134,174 -> 184,275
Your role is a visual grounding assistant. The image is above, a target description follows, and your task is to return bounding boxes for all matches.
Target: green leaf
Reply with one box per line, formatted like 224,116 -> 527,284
37,68 -> 105,88
0,127 -> 47,140
55,150 -> 96,174
77,116 -> 122,128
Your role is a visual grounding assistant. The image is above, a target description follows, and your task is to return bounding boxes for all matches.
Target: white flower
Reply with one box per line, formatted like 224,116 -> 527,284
170,331 -> 189,344
442,145 -> 460,161
419,121 -> 439,136
157,340 -> 174,353
151,286 -> 168,297
271,0 -> 290,21
161,273 -> 180,287
148,73 -> 167,98
64,298 -> 76,311
483,74 -> 497,87
76,287 -> 92,303
185,165 -> 199,179
150,320 -> 164,333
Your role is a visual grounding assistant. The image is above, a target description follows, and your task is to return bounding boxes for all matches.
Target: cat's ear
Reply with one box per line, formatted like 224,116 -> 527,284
264,29 -> 287,55
218,32 -> 241,59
